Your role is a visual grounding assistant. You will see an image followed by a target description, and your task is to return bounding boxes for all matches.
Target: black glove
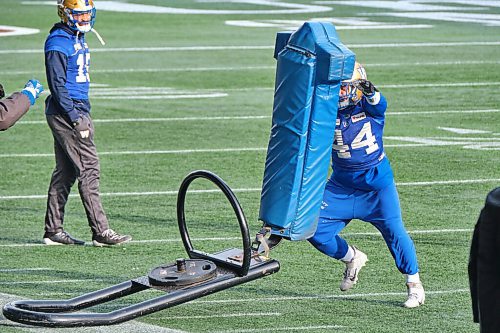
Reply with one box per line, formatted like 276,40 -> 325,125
354,79 -> 378,97
0,83 -> 4,99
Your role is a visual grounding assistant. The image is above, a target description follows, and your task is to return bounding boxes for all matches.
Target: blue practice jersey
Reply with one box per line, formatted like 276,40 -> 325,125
45,25 -> 90,100
332,93 -> 387,171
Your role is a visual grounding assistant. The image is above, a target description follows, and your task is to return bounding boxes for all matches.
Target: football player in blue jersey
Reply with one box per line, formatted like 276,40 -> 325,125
43,0 -> 131,246
308,62 -> 425,308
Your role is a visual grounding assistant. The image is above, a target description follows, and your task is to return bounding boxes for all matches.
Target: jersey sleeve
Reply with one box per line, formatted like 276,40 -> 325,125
45,50 -> 79,122
363,92 -> 387,118
44,34 -> 73,56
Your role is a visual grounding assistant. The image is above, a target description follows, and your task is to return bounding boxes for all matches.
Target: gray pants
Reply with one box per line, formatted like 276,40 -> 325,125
45,113 -> 109,236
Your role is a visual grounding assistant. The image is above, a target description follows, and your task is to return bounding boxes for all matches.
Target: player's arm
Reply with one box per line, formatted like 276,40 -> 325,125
0,92 -> 30,131
45,50 -> 80,124
354,79 -> 387,118
0,81 -> 43,131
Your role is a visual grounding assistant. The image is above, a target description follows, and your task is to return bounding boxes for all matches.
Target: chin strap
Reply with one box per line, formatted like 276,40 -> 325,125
91,28 -> 106,46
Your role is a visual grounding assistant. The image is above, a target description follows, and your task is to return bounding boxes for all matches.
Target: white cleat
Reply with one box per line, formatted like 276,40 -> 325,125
340,247 -> 368,291
403,282 -> 425,308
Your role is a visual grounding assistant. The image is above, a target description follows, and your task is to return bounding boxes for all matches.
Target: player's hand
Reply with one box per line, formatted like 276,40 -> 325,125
72,117 -> 90,139
354,79 -> 378,97
0,83 -> 4,99
22,79 -> 44,105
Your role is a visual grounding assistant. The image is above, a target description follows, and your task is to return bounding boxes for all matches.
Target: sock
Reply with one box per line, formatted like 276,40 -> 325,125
405,273 -> 421,284
340,245 -> 355,262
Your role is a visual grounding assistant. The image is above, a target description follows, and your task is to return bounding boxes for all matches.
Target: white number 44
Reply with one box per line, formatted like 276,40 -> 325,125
333,122 -> 379,159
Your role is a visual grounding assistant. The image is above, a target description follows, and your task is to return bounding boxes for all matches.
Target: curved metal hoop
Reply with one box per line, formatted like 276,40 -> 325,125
177,170 -> 251,276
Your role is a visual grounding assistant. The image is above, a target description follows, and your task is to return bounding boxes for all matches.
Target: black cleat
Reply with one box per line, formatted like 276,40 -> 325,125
92,229 -> 132,247
43,231 -> 85,246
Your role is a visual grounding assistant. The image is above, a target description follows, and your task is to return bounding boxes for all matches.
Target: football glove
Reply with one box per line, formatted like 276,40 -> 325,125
0,83 -> 4,99
21,79 -> 44,105
354,79 -> 378,97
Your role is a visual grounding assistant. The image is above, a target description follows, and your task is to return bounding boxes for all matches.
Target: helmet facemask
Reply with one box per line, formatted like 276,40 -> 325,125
338,82 -> 362,111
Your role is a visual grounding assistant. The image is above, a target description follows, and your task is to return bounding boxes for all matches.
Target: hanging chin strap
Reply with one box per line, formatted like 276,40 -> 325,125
91,28 -> 106,46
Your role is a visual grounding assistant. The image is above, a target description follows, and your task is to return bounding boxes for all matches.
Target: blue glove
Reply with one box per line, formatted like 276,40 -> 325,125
21,79 -> 44,106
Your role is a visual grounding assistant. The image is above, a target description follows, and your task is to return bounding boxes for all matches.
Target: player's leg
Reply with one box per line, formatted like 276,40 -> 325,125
44,115 -> 83,245
362,183 -> 424,307
308,183 -> 368,291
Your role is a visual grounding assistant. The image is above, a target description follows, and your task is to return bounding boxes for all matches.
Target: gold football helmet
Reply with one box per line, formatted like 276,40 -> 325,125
338,62 -> 367,111
57,0 -> 96,33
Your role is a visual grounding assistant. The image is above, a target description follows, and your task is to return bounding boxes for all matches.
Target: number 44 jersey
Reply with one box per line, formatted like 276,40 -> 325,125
332,93 -> 388,171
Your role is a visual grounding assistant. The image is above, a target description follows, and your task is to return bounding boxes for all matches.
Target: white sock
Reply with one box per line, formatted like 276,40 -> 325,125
340,245 -> 355,262
405,273 -> 421,284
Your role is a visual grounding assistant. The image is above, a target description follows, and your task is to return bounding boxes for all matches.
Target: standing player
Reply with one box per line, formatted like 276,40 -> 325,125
308,62 -> 425,308
0,80 -> 43,131
43,0 -> 131,246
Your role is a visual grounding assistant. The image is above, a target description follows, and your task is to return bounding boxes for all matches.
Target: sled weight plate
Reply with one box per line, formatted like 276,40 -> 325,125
148,259 -> 217,287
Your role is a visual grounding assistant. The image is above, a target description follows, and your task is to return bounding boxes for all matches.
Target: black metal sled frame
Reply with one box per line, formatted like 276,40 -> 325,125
2,170 -> 280,327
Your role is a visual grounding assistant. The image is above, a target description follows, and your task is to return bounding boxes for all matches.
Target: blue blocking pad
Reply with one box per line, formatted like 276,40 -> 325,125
259,22 -> 355,241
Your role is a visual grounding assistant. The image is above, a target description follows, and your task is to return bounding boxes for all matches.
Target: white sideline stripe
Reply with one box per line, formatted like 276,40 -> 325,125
0,229 -> 475,248
14,109 -> 500,125
0,178 -> 499,200
213,325 -> 345,332
0,293 -> 187,333
0,41 -> 499,54
3,59 -> 499,75
192,289 -> 469,305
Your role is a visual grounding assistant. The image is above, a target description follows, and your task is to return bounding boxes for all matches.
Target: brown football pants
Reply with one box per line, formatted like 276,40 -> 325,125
44,113 -> 109,236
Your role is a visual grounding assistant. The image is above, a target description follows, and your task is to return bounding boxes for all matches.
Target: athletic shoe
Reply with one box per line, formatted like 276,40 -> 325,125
403,282 -> 425,308
92,229 -> 132,247
340,247 -> 368,291
43,231 -> 85,246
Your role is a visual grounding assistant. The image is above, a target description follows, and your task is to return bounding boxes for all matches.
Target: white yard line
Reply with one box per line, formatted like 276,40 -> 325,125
0,148 -> 268,158
0,41 -> 498,54
213,325 -> 345,332
0,178 -> 499,200
0,228 -> 476,248
13,109 -> 500,125
0,279 -> 106,285
1,59 -> 499,76
160,312 -> 281,320
0,268 -> 50,273
193,289 -> 469,304
2,136 -> 500,158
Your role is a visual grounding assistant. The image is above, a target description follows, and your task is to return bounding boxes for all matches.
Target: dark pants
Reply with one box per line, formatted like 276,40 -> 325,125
44,113 -> 109,236
469,187 -> 500,333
